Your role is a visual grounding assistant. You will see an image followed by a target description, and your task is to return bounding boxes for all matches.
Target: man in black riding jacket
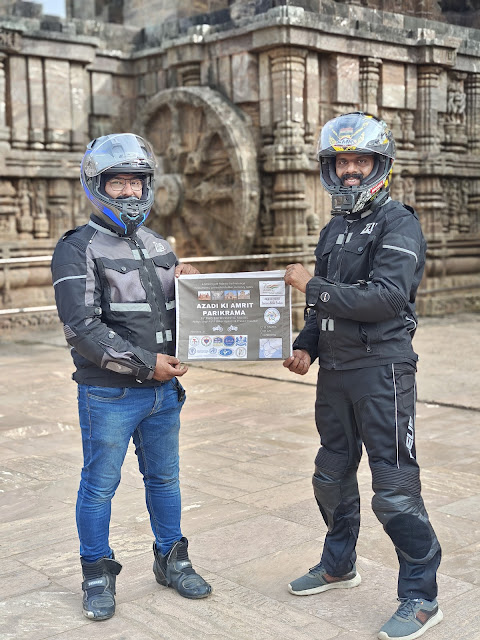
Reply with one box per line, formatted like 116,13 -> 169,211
283,113 -> 442,640
51,133 -> 211,622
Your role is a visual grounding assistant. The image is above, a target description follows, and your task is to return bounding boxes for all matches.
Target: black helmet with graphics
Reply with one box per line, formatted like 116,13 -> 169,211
80,133 -> 157,236
317,112 -> 396,215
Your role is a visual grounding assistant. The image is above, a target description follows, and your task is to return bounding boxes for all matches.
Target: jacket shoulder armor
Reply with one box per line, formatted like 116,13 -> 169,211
61,228 -> 79,240
385,199 -> 419,220
56,224 -> 94,252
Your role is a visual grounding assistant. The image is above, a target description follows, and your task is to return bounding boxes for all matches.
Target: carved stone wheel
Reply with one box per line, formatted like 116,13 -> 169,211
137,87 -> 260,264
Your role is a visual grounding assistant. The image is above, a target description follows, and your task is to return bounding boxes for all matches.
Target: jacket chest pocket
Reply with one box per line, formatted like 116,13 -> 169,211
99,258 -> 147,304
341,235 -> 376,281
315,234 -> 339,278
152,254 -> 176,302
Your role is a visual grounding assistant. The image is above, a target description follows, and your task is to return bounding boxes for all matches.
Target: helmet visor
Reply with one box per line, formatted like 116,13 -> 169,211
83,133 -> 156,177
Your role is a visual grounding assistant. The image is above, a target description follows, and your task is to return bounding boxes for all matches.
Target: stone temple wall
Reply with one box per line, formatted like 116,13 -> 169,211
0,0 -> 480,321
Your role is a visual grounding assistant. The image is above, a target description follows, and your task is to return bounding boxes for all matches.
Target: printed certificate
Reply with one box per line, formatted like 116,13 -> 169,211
175,270 -> 292,361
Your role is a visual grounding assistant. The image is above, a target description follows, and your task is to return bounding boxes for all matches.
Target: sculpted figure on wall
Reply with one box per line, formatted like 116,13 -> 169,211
444,72 -> 467,151
441,178 -> 472,234
33,180 -> 49,239
17,179 -> 33,238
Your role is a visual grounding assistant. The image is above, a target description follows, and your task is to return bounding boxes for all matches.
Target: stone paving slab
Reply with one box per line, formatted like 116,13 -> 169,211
0,315 -> 479,639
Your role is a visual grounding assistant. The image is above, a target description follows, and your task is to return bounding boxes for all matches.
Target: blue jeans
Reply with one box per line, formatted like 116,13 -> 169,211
76,381 -> 185,562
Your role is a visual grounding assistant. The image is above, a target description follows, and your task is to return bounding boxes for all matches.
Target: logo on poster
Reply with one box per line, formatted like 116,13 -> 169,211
264,308 -> 280,325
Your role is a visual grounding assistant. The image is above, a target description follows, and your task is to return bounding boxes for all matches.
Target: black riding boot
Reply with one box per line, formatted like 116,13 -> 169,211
81,554 -> 122,620
153,537 -> 212,599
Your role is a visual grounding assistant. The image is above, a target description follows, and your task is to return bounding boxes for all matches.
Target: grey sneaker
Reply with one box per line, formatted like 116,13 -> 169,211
288,562 -> 361,596
378,598 -> 443,640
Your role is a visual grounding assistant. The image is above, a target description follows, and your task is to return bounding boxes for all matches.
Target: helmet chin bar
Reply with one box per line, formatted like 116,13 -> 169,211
118,201 -> 147,236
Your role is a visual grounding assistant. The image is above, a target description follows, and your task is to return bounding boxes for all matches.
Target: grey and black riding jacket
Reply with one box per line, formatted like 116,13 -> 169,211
51,215 -> 178,387
293,199 -> 427,369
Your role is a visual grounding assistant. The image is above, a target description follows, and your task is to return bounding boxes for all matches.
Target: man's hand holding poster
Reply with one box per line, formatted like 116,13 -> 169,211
175,270 -> 292,361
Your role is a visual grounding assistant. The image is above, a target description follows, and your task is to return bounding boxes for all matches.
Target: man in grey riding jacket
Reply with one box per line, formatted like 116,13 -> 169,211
51,133 -> 211,621
283,112 -> 442,640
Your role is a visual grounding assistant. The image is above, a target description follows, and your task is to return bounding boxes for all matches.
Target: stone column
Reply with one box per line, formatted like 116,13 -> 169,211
44,59 -> 72,150
263,47 -> 309,241
260,42 -> 315,330
415,65 -> 441,154
28,57 -> 46,149
360,57 -> 381,115
70,63 -> 89,152
9,55 -> 29,149
466,73 -> 480,154
414,46 -> 459,301
0,55 -> 10,146
48,180 -> 72,239
467,179 -> 480,235
415,174 -> 444,238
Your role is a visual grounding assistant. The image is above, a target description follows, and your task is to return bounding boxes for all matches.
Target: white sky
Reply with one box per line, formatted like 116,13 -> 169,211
36,0 -> 66,18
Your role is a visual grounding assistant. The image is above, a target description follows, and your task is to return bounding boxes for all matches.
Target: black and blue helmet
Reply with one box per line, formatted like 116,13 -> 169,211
80,133 -> 157,236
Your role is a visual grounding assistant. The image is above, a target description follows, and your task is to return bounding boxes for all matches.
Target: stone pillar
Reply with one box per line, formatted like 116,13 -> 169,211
466,73 -> 480,154
415,65 -> 441,154
28,57 -> 46,149
44,59 -> 72,150
263,47 -> 309,241
360,57 -> 381,115
48,180 -> 72,239
9,55 -> 29,149
415,174 -> 444,238
0,55 -> 10,146
260,41 -> 315,329
70,63 -> 89,152
467,179 -> 480,235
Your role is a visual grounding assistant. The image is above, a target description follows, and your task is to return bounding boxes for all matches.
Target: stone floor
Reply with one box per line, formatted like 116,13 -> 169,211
0,314 -> 479,640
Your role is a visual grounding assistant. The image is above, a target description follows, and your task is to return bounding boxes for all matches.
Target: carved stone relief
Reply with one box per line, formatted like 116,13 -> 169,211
443,72 -> 467,152
33,180 -> 49,239
441,178 -> 471,234
391,174 -> 416,209
0,179 -> 17,237
17,179 -> 33,238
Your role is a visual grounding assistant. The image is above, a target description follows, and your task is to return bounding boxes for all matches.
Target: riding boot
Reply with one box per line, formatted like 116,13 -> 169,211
81,553 -> 122,620
153,537 -> 212,599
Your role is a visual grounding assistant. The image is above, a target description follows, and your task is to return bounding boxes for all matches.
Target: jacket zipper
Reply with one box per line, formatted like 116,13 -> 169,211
131,235 -> 167,353
360,324 -> 372,353
329,222 -> 351,369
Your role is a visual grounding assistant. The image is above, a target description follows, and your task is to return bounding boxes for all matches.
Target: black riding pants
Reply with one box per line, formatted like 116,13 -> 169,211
313,363 -> 441,600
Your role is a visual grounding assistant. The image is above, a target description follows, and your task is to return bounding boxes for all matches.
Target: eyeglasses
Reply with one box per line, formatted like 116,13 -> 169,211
107,178 -> 144,191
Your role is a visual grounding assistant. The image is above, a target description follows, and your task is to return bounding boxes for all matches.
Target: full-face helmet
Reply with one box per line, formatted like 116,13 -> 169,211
80,133 -> 157,236
317,112 -> 396,215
